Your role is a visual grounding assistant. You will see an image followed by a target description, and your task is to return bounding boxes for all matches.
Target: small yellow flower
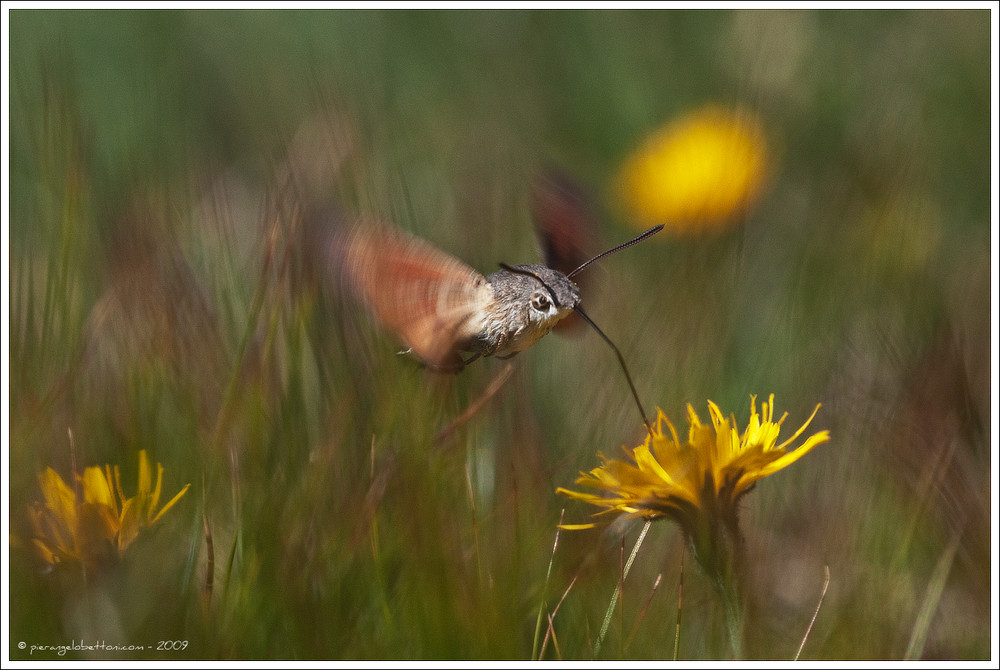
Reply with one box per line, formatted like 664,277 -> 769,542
23,450 -> 190,572
557,395 -> 829,532
618,106 -> 770,234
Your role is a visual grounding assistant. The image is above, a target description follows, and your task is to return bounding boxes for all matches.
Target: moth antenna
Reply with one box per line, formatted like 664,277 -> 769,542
567,225 -> 664,279
572,305 -> 653,436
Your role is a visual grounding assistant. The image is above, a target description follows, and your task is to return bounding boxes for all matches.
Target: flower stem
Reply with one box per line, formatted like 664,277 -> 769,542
720,577 -> 745,660
688,495 -> 746,659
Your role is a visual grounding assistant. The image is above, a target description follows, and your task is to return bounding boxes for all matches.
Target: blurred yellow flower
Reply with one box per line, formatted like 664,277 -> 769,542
557,395 -> 828,533
23,450 -> 190,572
618,106 -> 770,234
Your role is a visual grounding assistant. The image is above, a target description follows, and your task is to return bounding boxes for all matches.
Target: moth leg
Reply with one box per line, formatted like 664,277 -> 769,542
495,352 -> 520,360
395,347 -> 456,372
460,352 -> 483,366
418,352 -> 481,374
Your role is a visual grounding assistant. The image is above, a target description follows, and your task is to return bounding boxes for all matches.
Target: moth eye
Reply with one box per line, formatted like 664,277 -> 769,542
530,292 -> 551,312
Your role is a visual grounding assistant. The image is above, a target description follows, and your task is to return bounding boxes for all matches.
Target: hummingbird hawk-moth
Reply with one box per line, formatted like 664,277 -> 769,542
318,171 -> 663,427
332,208 -> 660,370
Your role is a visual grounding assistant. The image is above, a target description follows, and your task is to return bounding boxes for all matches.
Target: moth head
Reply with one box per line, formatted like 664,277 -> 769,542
494,264 -> 580,325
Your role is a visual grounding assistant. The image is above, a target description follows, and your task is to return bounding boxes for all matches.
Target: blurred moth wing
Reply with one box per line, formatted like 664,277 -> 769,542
531,167 -> 599,334
337,222 -> 492,370
532,167 -> 598,277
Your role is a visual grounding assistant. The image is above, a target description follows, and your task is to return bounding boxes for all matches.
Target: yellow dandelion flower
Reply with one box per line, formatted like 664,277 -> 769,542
618,106 -> 770,234
23,450 -> 190,573
558,395 -> 825,657
557,395 -> 829,534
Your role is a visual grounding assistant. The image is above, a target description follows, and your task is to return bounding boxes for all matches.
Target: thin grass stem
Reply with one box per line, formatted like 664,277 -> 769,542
539,573 -> 577,660
794,565 -> 830,660
532,510 -> 564,660
905,528 -> 964,660
594,519 -> 651,657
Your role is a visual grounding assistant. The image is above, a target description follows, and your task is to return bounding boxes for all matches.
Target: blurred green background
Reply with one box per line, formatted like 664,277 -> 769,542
7,9 -> 992,660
